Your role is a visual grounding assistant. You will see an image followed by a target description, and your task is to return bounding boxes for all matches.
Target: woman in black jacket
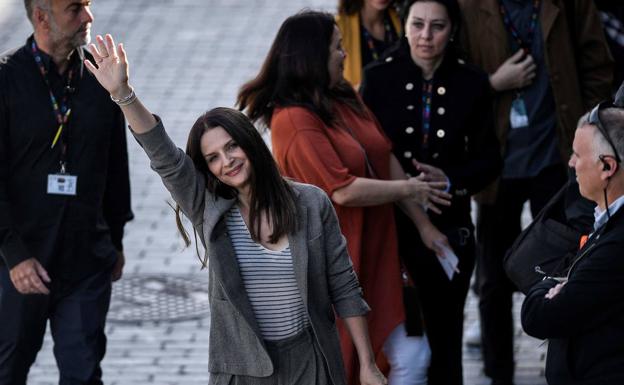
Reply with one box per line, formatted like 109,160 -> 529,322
360,0 -> 501,384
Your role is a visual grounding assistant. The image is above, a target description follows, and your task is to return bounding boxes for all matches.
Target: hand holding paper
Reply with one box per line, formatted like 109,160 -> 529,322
434,240 -> 460,280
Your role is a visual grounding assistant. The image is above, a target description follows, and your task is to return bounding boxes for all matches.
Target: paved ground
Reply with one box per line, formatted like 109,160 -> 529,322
0,0 -> 546,384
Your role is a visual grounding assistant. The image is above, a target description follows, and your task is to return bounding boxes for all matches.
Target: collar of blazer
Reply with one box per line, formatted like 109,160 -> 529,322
205,184 -> 310,339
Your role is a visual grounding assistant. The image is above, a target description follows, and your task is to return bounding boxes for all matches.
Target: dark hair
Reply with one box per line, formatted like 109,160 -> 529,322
338,0 -> 363,14
399,0 -> 462,50
176,107 -> 298,266
237,10 -> 366,127
338,0 -> 397,14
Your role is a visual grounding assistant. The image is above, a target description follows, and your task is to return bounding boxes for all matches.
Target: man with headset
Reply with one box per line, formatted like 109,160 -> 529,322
521,91 -> 624,384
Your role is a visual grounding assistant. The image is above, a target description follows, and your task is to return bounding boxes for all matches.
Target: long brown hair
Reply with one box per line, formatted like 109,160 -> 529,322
176,107 -> 298,266
237,10 -> 366,128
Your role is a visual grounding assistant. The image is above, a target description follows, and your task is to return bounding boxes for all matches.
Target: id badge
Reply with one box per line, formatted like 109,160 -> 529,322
47,174 -> 77,196
510,97 -> 529,129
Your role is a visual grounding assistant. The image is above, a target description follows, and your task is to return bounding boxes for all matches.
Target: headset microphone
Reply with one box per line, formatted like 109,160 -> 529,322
599,155 -> 612,171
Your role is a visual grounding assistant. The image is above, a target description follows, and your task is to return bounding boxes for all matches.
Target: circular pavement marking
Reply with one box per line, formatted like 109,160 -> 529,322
108,274 -> 209,323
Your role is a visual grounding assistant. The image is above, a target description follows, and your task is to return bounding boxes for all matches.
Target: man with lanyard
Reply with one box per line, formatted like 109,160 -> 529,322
0,1 -> 132,384
521,93 -> 624,385
458,0 -> 612,384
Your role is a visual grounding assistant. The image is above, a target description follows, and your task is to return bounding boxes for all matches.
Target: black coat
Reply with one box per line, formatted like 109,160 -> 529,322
521,203 -> 624,385
360,41 -> 501,228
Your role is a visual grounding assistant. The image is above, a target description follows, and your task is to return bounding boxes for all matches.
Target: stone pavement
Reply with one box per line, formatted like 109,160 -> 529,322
0,0 -> 546,384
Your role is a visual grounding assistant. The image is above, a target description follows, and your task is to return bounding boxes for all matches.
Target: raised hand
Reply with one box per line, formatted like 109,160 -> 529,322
84,34 -> 132,99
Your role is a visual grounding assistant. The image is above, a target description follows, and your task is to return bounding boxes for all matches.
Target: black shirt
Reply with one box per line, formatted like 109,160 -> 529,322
0,36 -> 133,280
500,0 -> 560,178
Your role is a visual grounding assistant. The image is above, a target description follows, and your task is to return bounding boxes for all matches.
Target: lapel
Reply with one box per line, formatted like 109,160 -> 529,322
210,220 -> 263,337
204,195 -> 264,336
540,0 -> 560,43
289,203 -> 310,308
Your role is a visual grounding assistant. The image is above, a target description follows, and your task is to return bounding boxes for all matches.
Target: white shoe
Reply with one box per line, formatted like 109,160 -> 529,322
464,319 -> 481,347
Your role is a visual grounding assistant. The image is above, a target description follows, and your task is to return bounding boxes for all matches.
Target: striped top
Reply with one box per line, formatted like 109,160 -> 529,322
225,206 -> 310,341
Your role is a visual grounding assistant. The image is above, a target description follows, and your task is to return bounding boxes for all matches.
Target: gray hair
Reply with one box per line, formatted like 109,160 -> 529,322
24,0 -> 50,25
581,108 -> 624,161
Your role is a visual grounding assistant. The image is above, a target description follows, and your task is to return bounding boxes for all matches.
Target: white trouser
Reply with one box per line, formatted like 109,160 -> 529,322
382,322 -> 431,385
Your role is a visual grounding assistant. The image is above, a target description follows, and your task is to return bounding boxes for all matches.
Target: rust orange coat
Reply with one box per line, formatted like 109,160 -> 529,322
270,104 -> 405,385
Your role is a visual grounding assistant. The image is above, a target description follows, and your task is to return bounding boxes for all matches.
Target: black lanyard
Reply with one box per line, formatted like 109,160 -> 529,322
31,40 -> 75,170
498,0 -> 541,54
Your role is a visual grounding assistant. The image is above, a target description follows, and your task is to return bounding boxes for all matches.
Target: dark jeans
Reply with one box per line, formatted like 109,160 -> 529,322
477,164 -> 567,383
0,264 -> 112,385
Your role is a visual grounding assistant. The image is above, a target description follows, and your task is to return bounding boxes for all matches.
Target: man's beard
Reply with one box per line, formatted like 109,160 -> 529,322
49,19 -> 91,50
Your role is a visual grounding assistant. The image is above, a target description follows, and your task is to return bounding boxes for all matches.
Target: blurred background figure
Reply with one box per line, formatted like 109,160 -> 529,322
361,0 -> 501,384
458,0 -> 613,384
595,0 -> 624,92
336,0 -> 401,87
238,10 -> 453,385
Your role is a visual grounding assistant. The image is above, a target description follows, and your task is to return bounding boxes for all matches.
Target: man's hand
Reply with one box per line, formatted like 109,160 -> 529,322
9,258 -> 51,295
112,251 -> 125,282
545,282 -> 567,300
489,49 -> 536,91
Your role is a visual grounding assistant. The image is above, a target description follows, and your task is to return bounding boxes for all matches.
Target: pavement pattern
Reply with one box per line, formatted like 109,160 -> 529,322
0,0 -> 546,384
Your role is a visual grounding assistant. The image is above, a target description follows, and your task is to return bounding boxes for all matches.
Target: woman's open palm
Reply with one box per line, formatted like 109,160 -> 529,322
84,34 -> 130,97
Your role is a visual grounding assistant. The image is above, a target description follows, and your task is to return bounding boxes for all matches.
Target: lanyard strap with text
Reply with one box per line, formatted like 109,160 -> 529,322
31,40 -> 74,160
498,0 -> 541,55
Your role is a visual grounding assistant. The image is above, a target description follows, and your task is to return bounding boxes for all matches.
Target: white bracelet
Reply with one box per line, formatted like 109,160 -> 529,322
110,87 -> 137,106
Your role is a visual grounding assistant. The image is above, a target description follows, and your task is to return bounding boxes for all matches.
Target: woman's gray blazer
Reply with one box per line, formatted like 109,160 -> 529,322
133,121 -> 370,385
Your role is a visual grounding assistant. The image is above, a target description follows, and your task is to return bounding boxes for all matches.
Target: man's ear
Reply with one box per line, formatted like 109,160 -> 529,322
33,6 -> 50,31
600,155 -> 618,180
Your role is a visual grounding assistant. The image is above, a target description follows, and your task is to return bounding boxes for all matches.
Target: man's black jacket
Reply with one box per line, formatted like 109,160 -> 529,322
522,201 -> 624,385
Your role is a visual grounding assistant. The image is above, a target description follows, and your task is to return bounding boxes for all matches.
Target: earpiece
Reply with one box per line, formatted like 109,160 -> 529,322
599,154 -> 616,172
